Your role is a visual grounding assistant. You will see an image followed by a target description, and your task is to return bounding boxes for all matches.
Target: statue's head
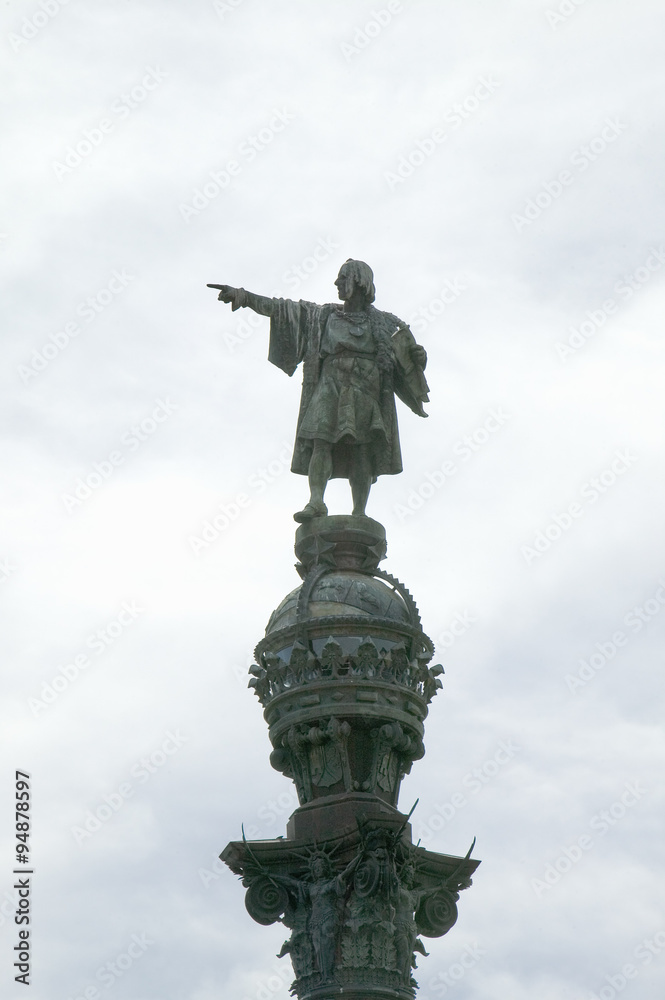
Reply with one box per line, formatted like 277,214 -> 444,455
401,862 -> 417,887
335,259 -> 376,304
308,852 -> 333,879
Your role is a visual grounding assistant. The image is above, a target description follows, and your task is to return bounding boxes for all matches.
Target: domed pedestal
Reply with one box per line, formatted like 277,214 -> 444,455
295,514 -> 387,574
250,516 -> 443,820
222,516 -> 478,1000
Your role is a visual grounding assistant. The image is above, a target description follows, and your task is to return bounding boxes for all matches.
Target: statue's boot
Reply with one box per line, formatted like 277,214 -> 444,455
293,501 -> 328,523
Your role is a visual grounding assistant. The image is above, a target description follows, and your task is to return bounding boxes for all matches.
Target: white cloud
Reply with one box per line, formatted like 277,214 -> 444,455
2,2 -> 665,997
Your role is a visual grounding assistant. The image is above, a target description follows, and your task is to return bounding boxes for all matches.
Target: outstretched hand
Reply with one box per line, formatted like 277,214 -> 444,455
206,283 -> 240,309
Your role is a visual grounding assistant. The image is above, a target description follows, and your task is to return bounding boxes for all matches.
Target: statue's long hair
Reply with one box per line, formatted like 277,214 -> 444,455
345,258 -> 376,304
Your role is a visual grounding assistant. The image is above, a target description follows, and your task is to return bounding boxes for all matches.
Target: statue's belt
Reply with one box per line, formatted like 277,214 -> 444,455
321,351 -> 376,361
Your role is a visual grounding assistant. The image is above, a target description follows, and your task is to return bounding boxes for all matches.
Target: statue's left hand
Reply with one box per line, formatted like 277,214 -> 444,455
410,345 -> 427,370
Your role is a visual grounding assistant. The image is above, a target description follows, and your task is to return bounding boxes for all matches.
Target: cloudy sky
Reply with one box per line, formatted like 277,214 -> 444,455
2,1 -> 665,998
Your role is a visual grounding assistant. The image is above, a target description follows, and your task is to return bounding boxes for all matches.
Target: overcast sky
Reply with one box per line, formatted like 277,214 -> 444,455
2,2 -> 665,999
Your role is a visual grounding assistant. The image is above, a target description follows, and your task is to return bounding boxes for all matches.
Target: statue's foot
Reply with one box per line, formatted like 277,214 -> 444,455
293,501 -> 328,523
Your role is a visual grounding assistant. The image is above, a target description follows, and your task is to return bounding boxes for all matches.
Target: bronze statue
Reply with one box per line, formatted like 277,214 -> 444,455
274,850 -> 362,981
208,260 -> 429,522
394,862 -> 432,984
217,259 -> 481,999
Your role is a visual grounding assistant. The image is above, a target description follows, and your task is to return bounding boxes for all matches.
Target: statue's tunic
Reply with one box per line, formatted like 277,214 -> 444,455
267,298 -> 424,481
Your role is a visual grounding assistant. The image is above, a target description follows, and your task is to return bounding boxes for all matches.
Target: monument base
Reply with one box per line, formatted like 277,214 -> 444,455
222,825 -> 477,1000
221,515 -> 479,998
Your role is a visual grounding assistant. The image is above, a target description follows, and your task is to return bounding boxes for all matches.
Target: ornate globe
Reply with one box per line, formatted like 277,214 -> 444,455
247,517 -> 443,820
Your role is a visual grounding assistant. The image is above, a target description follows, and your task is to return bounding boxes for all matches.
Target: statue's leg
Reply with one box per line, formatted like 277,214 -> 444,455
319,920 -> 336,981
294,440 -> 331,522
350,443 -> 372,516
309,439 -> 333,505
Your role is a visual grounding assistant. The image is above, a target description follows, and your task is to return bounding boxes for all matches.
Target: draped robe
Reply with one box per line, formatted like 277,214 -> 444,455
266,298 -> 426,482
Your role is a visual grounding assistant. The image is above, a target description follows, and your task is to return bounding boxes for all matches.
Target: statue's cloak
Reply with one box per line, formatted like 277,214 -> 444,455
267,299 -> 426,480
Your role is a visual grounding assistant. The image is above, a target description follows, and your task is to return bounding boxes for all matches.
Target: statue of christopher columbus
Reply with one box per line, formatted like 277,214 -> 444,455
208,259 -> 429,522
